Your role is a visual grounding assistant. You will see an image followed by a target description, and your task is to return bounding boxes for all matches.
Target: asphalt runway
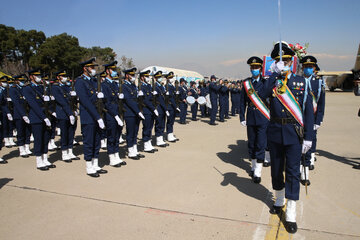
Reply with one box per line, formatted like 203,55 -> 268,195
0,91 -> 359,240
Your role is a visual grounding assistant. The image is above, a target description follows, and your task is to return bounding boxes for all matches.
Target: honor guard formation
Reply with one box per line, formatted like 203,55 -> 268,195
0,41 -> 331,234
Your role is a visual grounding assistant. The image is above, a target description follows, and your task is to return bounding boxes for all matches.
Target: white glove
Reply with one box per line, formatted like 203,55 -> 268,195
97,92 -> 104,99
138,90 -> 144,97
74,110 -> 79,116
43,95 -> 50,102
115,115 -> 124,127
118,93 -> 124,99
44,118 -> 51,127
69,115 -> 75,125
50,96 -> 55,101
52,112 -> 57,118
176,107 -> 181,112
176,91 -> 180,94
7,113 -> 13,121
314,124 -> 320,131
165,111 -> 170,117
70,91 -> 77,96
152,90 -> 158,95
153,109 -> 159,117
138,112 -> 145,120
302,140 -> 312,154
97,118 -> 105,129
241,121 -> 246,127
274,61 -> 285,74
23,116 -> 30,124
165,91 -> 169,96
7,97 -> 12,102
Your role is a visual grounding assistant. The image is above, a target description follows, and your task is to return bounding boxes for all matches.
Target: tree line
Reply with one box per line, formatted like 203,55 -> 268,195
0,24 -> 134,77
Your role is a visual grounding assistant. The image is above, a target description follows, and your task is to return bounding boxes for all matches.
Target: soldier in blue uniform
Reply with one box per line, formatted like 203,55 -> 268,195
199,80 -> 208,118
240,56 -> 270,184
9,74 -> 32,158
178,78 -> 188,124
209,75 -> 222,125
188,81 -> 199,121
122,68 -> 146,159
0,76 -> 16,148
300,56 -> 326,185
101,61 -> 126,167
52,70 -> 79,163
139,70 -> 158,153
75,58 -> 108,177
263,42 -> 314,234
230,81 -> 241,116
218,79 -> 229,122
99,71 -> 108,150
22,69 -> 56,170
164,72 -> 180,142
153,71 -> 170,147
0,77 -> 7,164
224,80 -> 230,119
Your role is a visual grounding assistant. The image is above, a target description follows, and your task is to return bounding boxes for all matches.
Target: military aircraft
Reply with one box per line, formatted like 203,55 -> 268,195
318,44 -> 360,91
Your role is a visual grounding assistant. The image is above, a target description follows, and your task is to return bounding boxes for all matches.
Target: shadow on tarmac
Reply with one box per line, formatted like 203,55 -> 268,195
217,140 -> 251,174
317,149 -> 359,167
0,178 -> 13,189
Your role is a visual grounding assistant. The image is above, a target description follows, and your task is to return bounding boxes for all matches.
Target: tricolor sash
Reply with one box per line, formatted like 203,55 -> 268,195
310,91 -> 317,113
273,81 -> 304,127
243,80 -> 270,120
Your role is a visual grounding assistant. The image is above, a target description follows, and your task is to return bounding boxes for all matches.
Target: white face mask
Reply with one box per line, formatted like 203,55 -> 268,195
130,76 -> 136,82
145,77 -> 151,84
89,69 -> 96,77
34,76 -> 42,83
169,78 -> 175,84
2,82 -> 8,87
61,77 -> 68,83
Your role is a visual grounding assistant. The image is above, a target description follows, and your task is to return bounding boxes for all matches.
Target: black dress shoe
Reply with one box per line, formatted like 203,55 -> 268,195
285,221 -> 297,234
153,148 -> 158,152
0,160 -> 8,164
120,161 -> 127,166
269,205 -> 284,214
137,154 -> 145,158
353,164 -> 360,169
47,164 -> 56,168
111,163 -> 122,168
21,154 -> 29,158
144,149 -> 155,153
37,166 -> 49,171
191,118 -> 198,121
87,172 -> 100,177
71,156 -> 81,160
249,170 -> 254,177
73,142 -> 80,146
157,144 -> 167,148
253,176 -> 261,184
6,146 -> 12,148
179,122 -> 186,124
97,169 -> 108,174
225,116 -> 230,119
209,122 -> 218,126
263,162 -> 270,167
129,156 -> 140,160
175,139 -> 180,141
101,147 -> 107,150
300,179 -> 311,186
309,165 -> 314,170
219,119 -> 224,122
168,139 -> 177,143
64,160 -> 72,163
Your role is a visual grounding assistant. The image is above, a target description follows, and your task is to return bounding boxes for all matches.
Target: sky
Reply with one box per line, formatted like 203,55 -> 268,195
1,0 -> 359,78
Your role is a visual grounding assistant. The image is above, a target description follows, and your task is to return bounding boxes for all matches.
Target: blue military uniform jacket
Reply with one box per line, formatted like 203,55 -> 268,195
306,75 -> 325,125
189,87 -> 199,99
240,77 -> 269,126
219,85 -> 228,102
140,82 -> 156,115
230,87 -> 240,103
262,73 -> 314,145
179,85 -> 188,101
209,82 -> 221,100
200,86 -> 208,97
122,80 -> 141,117
51,83 -> 73,120
102,78 -> 120,120
166,83 -> 177,111
22,83 -> 46,124
9,85 -> 27,120
74,75 -> 101,124
155,82 -> 167,115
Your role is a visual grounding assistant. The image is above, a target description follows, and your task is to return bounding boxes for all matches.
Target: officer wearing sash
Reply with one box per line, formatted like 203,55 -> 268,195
101,61 -> 126,167
300,56 -> 326,183
209,75 -> 222,125
10,74 -> 32,157
178,78 -> 188,124
240,56 -> 270,184
263,42 -> 314,234
0,76 -> 16,148
75,58 -> 107,177
122,68 -> 146,159
188,81 -> 199,121
22,69 -> 56,171
153,71 -> 170,147
139,70 -> 158,152
164,72 -> 180,142
51,70 -> 79,162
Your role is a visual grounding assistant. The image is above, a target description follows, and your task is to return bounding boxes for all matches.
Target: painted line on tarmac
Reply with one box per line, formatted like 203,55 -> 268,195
4,184 -> 360,238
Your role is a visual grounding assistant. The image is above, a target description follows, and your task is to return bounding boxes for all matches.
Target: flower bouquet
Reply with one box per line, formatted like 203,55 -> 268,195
289,43 -> 309,61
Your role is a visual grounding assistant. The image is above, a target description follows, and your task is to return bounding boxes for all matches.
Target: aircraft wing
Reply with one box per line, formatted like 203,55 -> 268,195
317,71 -> 352,76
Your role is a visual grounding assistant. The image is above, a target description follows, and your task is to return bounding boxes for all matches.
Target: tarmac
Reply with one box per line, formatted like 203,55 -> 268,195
0,91 -> 359,240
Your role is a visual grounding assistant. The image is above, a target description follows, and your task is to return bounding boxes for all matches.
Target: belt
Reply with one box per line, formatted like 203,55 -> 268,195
270,118 -> 297,125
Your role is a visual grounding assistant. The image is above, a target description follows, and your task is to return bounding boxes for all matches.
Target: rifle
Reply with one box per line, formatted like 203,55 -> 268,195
152,77 -> 158,108
118,74 -> 125,120
70,69 -> 78,117
96,74 -> 106,120
137,74 -> 144,113
43,75 -> 52,130
165,78 -> 169,109
5,83 -> 13,115
175,79 -> 180,108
